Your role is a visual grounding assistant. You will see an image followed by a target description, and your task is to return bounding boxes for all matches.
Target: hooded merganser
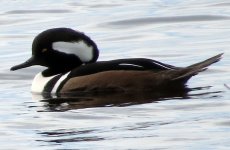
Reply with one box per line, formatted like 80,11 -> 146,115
10,28 -> 223,95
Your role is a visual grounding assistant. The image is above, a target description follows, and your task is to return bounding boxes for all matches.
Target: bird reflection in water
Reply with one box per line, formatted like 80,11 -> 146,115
32,85 -> 221,112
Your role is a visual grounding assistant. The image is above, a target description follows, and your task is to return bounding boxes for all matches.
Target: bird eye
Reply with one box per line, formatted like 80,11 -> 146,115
42,48 -> 48,53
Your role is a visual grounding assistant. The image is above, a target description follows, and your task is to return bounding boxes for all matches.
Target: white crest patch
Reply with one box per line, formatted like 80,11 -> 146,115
31,72 -> 57,93
52,41 -> 93,62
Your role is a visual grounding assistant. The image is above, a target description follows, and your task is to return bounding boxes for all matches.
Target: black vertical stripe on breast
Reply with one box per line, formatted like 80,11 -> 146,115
56,77 -> 69,93
43,74 -> 62,93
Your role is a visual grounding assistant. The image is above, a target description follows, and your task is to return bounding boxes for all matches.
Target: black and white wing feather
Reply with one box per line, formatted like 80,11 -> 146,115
69,58 -> 179,77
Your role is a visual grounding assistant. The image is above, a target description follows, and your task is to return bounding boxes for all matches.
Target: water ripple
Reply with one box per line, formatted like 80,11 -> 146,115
100,15 -> 230,27
5,9 -> 72,14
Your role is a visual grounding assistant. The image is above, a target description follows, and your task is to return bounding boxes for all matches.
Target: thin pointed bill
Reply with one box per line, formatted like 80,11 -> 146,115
10,56 -> 37,71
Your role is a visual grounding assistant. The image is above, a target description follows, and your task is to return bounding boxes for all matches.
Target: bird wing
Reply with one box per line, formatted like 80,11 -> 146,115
69,58 -> 178,77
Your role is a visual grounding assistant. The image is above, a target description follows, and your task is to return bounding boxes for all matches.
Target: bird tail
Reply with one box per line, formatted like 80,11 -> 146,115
172,53 -> 223,82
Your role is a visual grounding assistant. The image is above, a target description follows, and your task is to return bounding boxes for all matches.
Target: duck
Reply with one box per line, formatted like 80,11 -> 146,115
10,28 -> 223,95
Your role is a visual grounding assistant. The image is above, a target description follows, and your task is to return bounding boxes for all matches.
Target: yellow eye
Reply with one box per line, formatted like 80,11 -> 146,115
42,48 -> 48,53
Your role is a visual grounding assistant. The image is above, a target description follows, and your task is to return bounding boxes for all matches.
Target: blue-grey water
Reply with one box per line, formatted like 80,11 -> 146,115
1,0 -> 230,149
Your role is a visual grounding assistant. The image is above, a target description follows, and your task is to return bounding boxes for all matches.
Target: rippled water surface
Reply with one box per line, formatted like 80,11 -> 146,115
1,0 -> 230,149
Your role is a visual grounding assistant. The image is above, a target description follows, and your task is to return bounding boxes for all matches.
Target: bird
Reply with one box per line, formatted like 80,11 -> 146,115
10,28 -> 223,95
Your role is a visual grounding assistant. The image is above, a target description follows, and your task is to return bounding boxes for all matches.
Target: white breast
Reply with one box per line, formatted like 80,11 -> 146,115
52,41 -> 93,62
31,72 -> 57,93
31,72 -> 71,94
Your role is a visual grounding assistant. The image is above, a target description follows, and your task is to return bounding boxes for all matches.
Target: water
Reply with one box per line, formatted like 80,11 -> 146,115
1,0 -> 230,149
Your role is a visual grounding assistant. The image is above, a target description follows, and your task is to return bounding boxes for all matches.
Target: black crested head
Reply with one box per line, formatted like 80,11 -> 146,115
10,28 -> 100,76
32,28 -> 99,63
